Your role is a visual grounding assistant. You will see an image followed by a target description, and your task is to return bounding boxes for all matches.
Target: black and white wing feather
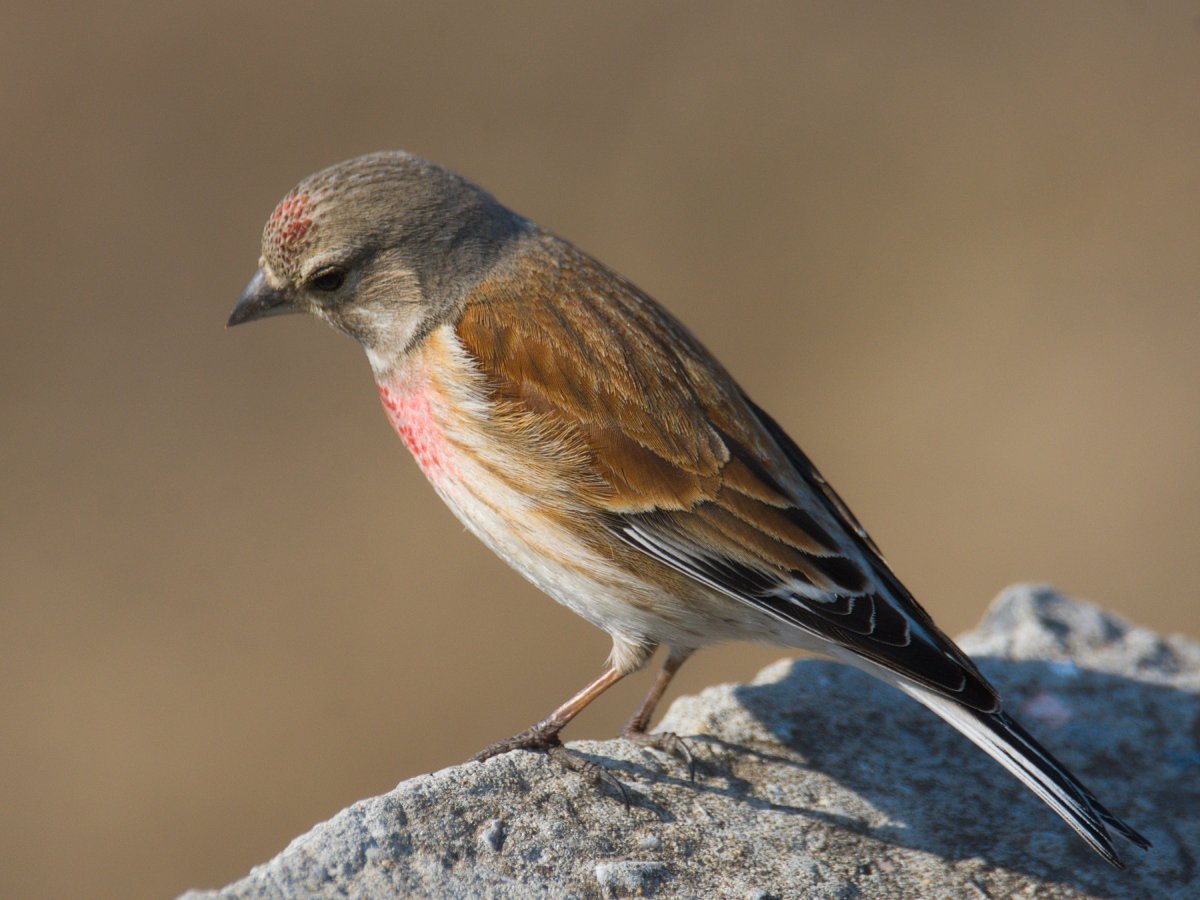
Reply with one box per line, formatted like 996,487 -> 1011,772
615,397 -> 1150,867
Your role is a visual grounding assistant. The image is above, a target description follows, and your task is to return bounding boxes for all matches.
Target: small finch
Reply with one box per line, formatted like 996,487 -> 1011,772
229,151 -> 1148,867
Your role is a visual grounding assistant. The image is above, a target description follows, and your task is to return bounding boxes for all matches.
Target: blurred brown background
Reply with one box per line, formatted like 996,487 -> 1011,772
2,2 -> 1198,897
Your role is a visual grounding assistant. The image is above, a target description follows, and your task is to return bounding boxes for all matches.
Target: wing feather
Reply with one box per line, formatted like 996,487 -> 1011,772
457,235 -> 998,711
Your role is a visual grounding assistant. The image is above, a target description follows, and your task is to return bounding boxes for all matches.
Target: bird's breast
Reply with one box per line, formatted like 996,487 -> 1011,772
376,368 -> 455,483
368,329 -> 700,658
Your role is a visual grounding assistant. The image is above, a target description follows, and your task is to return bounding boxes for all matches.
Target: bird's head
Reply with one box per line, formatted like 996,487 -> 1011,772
228,151 -> 528,374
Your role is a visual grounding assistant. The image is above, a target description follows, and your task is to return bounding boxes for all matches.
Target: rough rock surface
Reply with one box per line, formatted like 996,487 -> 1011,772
181,586 -> 1199,898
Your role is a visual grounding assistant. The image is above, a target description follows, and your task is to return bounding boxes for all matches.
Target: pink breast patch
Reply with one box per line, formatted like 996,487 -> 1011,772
377,378 -> 454,481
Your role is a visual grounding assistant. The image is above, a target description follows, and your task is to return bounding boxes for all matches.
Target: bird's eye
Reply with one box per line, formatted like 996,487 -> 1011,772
309,267 -> 346,292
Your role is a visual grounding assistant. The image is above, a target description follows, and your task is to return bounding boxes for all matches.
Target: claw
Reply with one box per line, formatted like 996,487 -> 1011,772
622,729 -> 696,781
471,726 -> 632,804
547,744 -> 632,806
470,723 -> 562,763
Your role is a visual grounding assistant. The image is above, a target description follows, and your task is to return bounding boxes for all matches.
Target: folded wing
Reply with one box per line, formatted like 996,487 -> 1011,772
458,238 -> 997,711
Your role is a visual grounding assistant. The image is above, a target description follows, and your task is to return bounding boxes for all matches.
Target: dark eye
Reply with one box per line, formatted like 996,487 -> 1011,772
309,267 -> 346,292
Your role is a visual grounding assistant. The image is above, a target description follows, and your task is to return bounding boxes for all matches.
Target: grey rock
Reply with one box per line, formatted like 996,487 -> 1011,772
480,818 -> 507,853
180,585 -> 1199,899
593,860 -> 671,896
636,834 -> 661,851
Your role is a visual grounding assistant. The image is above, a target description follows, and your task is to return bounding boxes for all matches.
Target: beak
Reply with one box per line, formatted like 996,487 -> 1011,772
227,269 -> 296,327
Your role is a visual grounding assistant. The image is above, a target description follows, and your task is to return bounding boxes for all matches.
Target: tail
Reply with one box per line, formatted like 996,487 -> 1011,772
899,682 -> 1151,868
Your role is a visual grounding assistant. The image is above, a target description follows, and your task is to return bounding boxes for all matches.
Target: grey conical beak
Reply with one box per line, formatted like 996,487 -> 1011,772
227,269 -> 295,327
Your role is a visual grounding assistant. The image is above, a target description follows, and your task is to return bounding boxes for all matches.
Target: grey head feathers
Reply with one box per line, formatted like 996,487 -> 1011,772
255,151 -> 532,366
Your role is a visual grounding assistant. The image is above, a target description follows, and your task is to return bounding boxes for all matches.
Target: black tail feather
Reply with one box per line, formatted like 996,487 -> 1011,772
975,707 -> 1151,866
897,679 -> 1150,868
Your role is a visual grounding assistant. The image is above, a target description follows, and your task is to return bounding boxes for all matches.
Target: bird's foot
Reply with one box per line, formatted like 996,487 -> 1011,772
471,725 -> 631,804
470,722 -> 563,763
621,727 -> 695,781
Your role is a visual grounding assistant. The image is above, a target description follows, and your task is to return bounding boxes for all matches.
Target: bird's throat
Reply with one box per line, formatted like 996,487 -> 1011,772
376,364 -> 454,482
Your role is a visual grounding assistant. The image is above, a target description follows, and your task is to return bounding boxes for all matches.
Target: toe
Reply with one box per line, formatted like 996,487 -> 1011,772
470,725 -> 562,763
547,744 -> 632,806
621,729 -> 696,780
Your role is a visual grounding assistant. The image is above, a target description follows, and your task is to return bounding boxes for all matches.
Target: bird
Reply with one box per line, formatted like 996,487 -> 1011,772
228,150 -> 1149,868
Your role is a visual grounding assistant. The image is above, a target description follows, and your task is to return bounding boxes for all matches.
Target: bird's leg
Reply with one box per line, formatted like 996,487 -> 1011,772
471,665 -> 625,762
471,665 -> 632,800
619,649 -> 695,777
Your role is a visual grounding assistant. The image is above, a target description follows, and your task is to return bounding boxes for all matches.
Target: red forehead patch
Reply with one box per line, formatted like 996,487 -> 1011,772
266,190 -> 318,270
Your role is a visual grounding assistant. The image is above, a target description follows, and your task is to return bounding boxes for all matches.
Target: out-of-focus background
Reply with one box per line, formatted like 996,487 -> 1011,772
2,3 -> 1198,897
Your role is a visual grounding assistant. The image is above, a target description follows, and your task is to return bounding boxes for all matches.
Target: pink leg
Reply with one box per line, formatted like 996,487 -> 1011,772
620,649 -> 695,777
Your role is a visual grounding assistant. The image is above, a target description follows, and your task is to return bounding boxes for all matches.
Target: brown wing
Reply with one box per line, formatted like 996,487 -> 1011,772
456,234 -> 998,712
